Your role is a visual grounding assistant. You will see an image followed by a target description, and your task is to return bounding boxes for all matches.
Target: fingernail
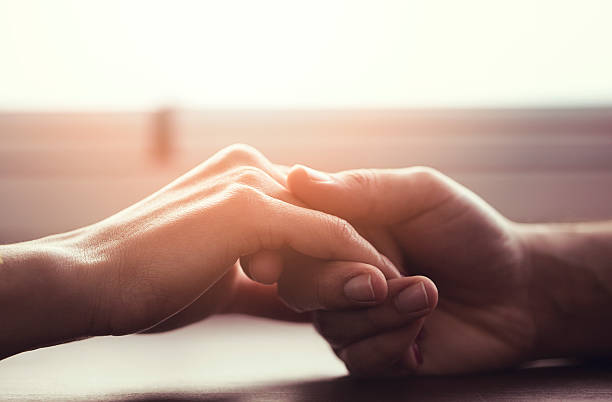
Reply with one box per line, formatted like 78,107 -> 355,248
344,274 -> 376,302
395,282 -> 429,313
301,165 -> 334,183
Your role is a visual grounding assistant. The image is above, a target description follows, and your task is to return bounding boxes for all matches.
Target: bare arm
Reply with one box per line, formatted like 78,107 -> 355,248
0,236 -> 96,360
524,221 -> 612,360
282,165 -> 612,375
0,145 -> 396,361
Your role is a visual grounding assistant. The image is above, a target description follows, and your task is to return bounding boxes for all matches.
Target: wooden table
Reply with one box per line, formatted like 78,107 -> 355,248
2,316 -> 612,401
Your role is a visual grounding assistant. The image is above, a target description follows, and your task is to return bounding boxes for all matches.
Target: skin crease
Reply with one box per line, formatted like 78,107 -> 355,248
0,144 -> 398,360
80,146 -> 393,336
4,145 -> 611,374
76,149 -> 295,335
285,166 -> 536,375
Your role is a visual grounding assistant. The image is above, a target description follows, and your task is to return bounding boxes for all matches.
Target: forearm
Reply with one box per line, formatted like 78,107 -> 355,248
520,221 -> 612,360
0,233 -> 97,360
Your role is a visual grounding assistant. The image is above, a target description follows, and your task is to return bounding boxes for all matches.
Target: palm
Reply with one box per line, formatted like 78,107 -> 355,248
360,187 -> 534,374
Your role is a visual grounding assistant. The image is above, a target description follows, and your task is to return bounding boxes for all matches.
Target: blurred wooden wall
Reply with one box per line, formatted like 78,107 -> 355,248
1,108 -> 612,244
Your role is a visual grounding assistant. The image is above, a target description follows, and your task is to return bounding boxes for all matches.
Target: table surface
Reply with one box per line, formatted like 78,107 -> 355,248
2,316 -> 612,402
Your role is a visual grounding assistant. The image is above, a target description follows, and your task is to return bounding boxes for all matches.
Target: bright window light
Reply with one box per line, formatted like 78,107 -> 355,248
1,0 -> 611,110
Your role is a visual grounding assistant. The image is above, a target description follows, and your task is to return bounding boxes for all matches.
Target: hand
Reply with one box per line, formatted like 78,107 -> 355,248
285,165 -> 534,375
0,144 -> 398,359
85,145 -> 401,335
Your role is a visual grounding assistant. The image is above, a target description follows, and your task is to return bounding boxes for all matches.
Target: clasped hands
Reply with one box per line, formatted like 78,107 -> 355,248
54,144 -> 537,376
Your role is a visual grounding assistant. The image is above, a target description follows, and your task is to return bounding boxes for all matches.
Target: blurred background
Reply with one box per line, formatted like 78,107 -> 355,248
2,1 -> 612,398
2,0 -> 612,244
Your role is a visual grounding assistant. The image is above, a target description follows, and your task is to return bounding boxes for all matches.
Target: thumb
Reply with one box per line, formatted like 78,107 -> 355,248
287,165 -> 450,224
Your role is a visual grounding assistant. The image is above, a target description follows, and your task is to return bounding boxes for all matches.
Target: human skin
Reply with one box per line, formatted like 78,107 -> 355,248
275,165 -> 612,376
4,146 -> 611,375
0,144 -> 398,361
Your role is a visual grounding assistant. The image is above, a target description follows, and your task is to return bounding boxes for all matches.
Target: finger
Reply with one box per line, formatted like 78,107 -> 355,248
227,168 -> 306,285
221,165 -> 399,284
182,145 -> 292,205
225,272 -> 310,322
206,144 -> 289,186
239,249 -> 284,285
205,150 -> 399,285
276,259 -> 389,313
244,224 -> 405,286
235,189 -> 400,280
222,164 -> 302,206
338,318 -> 425,376
225,165 -> 317,285
313,276 -> 438,347
287,165 -> 455,225
354,226 -> 406,275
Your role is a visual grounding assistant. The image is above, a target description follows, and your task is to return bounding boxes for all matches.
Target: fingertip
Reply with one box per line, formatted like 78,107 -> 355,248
288,164 -> 307,176
370,267 -> 389,303
286,164 -> 309,192
287,164 -> 334,192
420,276 -> 439,310
248,250 -> 284,285
392,276 -> 438,314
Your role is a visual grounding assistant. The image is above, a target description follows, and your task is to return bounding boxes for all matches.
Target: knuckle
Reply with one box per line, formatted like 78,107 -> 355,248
410,166 -> 443,188
193,144 -> 265,180
345,169 -> 377,188
408,166 -> 454,204
233,166 -> 267,187
344,169 -> 379,218
224,183 -> 264,209
330,216 -> 355,241
221,183 -> 276,254
222,143 -> 262,165
207,144 -> 263,175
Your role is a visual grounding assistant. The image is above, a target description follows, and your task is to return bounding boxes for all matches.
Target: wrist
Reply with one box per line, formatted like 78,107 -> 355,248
0,231 -> 101,359
518,222 -> 612,360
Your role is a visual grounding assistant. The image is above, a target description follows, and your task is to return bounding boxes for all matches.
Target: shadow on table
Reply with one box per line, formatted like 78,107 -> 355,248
118,361 -> 612,402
